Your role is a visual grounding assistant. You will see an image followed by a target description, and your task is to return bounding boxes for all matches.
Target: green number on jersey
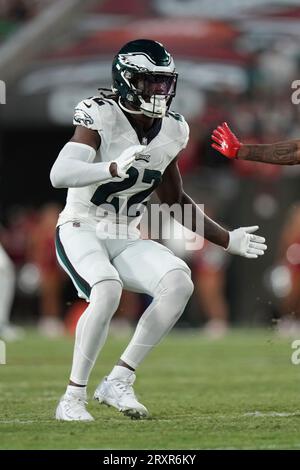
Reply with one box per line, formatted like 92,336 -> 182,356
91,168 -> 162,217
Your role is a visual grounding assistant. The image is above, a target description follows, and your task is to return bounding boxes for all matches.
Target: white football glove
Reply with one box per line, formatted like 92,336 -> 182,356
113,144 -> 146,178
226,226 -> 267,259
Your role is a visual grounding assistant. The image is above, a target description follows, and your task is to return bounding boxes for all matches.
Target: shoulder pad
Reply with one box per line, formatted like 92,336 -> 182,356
89,96 -> 114,107
167,111 -> 184,122
73,96 -> 113,130
166,111 -> 189,150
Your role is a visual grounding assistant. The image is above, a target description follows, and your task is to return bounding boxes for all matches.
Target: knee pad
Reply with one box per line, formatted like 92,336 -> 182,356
90,279 -> 122,317
155,269 -> 194,305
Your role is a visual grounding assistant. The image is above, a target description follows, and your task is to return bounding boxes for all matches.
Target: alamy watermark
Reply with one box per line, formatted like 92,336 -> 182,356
0,80 -> 6,104
0,340 -> 6,364
291,80 -> 300,105
94,202 -> 205,251
291,339 -> 300,365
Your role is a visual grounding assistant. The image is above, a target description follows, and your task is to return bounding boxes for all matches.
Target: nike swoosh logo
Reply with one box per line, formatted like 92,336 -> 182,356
84,102 -> 92,108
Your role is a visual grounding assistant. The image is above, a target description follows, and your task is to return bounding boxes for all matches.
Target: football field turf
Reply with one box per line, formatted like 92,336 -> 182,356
0,329 -> 300,450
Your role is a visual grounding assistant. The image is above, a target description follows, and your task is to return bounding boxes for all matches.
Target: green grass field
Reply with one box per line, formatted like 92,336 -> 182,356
0,329 -> 300,449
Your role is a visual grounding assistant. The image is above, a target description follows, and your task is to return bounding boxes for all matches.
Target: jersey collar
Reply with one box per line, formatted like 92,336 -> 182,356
112,99 -> 163,145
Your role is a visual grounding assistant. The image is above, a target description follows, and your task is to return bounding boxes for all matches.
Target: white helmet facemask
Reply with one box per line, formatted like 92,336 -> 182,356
139,94 -> 168,118
118,93 -> 168,118
118,69 -> 177,118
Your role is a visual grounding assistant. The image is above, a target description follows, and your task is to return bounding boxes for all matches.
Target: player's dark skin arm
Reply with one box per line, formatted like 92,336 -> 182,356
238,140 -> 300,165
156,158 -> 229,249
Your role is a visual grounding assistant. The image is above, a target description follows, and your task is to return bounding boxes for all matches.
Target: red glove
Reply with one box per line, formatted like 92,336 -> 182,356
211,122 -> 242,159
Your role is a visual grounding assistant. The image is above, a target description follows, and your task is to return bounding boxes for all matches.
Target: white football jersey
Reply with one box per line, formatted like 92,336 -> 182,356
58,96 -> 189,231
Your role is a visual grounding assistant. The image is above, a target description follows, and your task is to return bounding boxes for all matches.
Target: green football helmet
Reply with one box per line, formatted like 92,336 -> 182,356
112,39 -> 177,118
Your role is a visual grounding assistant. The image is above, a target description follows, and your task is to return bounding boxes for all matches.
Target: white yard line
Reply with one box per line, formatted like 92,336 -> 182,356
244,411 -> 300,417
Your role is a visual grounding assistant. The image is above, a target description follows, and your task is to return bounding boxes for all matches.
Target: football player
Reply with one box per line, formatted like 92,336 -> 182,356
51,39 -> 267,421
211,122 -> 300,165
0,243 -> 18,341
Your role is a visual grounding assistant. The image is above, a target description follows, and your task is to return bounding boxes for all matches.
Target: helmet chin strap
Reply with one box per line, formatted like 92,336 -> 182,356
118,96 -> 142,115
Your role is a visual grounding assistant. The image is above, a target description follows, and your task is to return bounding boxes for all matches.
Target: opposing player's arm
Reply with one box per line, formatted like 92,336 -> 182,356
156,158 -> 267,258
211,122 -> 300,165
238,141 -> 300,165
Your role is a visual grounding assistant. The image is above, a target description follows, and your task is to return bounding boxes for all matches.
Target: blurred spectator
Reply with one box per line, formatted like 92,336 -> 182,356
256,39 -> 299,91
275,204 -> 300,337
1,206 -> 37,267
0,240 -> 23,341
28,203 -> 66,337
0,0 -> 57,43
0,207 -> 37,339
0,0 -> 34,43
0,0 -> 55,20
193,240 -> 229,339
0,0 -> 35,21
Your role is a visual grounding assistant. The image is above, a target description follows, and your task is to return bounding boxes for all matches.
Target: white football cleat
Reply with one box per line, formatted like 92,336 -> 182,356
94,373 -> 149,419
55,393 -> 94,422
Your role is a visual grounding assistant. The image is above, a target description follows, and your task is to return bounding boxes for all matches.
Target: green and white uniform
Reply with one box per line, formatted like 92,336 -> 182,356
55,97 -> 190,300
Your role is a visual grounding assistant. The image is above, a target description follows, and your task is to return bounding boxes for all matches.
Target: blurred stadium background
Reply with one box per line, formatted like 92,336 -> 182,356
1,0 -> 300,340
